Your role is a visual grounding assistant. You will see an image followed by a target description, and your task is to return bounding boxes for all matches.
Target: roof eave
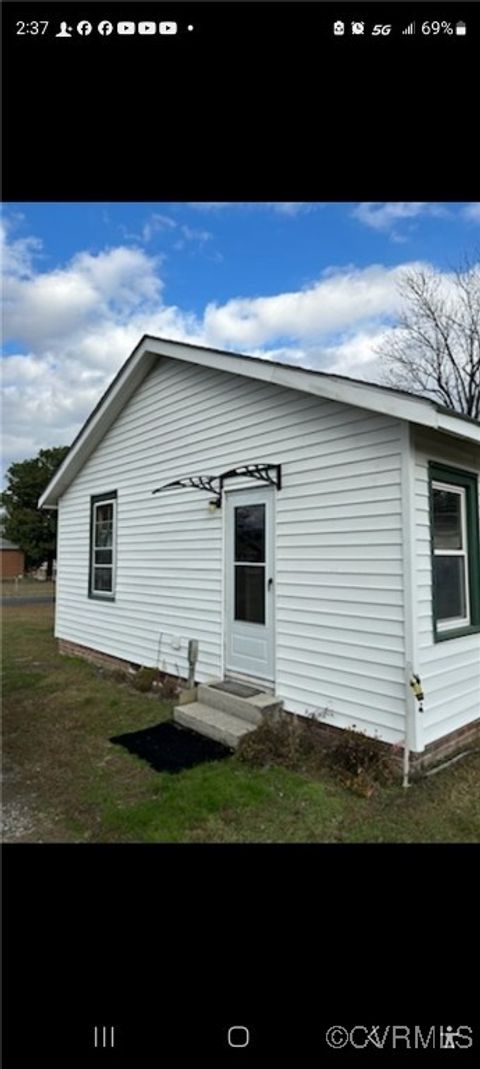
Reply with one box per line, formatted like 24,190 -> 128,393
38,335 -> 480,506
435,410 -> 480,445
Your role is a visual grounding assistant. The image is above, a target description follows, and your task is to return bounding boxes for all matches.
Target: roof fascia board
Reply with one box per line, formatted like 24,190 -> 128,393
436,411 -> 480,445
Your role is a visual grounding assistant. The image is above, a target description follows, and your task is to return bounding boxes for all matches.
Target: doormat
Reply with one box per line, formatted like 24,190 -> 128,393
110,721 -> 232,774
211,680 -> 262,698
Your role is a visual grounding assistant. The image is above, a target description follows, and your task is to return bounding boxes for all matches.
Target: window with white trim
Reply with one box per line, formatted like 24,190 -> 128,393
89,492 -> 117,598
429,464 -> 480,641
432,481 -> 470,630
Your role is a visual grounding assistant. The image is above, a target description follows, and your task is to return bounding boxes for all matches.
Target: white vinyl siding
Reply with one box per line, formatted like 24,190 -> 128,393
56,356 -> 406,744
413,429 -> 480,746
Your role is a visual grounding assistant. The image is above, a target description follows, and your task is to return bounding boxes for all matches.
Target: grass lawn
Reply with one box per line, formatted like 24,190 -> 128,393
3,603 -> 479,843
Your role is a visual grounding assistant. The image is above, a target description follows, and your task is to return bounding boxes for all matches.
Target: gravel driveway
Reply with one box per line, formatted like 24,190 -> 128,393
1,756 -> 58,842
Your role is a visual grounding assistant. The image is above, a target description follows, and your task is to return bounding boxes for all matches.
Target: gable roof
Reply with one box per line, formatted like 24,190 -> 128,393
39,334 -> 480,507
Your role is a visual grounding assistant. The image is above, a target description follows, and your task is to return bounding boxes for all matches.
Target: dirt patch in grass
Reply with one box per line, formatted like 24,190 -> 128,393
3,604 -> 480,843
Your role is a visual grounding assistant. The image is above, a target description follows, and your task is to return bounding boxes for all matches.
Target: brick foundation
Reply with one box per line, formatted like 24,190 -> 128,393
57,637 -> 479,772
58,638 -> 139,674
412,719 -> 480,772
297,714 -> 480,773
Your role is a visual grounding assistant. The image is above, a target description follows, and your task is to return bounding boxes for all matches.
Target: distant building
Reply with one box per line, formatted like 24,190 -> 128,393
1,537 -> 25,578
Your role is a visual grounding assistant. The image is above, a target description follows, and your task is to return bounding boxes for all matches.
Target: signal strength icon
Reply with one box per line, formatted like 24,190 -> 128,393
402,21 -> 415,35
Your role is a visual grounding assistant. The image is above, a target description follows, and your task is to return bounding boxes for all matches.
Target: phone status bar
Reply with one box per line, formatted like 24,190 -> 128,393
14,19 -> 195,38
332,18 -> 467,37
13,15 -> 471,42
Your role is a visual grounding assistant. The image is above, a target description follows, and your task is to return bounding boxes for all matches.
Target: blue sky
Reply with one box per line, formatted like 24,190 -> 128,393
2,200 -> 479,478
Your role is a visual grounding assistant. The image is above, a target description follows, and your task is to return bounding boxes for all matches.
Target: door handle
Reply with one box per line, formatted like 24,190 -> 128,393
268,577 -> 273,589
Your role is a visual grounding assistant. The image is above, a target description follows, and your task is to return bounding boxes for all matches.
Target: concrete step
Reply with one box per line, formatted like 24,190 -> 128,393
197,683 -> 283,725
173,701 -> 257,750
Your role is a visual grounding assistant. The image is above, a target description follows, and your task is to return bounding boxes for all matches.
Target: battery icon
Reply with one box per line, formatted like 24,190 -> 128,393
455,22 -> 466,35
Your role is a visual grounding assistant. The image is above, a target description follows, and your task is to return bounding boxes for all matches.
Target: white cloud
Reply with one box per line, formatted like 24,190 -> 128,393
173,225 -> 213,252
1,235 -> 199,470
352,202 -> 427,230
4,245 -> 164,347
318,327 -> 397,377
1,216 -> 442,475
118,213 -> 215,253
351,202 -> 449,240
117,213 -> 177,243
141,213 -> 177,241
242,328 -> 398,380
0,215 -> 43,277
202,264 -> 414,348
180,225 -> 212,243
462,202 -> 480,223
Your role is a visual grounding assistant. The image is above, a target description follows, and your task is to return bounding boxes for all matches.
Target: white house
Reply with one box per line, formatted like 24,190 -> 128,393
39,335 -> 480,774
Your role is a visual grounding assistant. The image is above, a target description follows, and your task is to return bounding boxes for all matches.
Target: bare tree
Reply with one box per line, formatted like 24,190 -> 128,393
376,254 -> 480,420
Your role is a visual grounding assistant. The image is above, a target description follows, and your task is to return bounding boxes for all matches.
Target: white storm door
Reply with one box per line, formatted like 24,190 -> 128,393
225,488 -> 275,683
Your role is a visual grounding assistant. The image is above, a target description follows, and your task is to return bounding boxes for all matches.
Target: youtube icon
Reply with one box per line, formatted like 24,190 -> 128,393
159,22 -> 177,34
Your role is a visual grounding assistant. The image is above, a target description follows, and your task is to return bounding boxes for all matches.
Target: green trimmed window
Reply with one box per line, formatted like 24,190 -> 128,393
429,464 -> 480,641
89,491 -> 117,599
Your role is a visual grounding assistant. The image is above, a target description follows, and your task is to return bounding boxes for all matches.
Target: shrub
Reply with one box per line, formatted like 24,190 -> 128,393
131,667 -> 157,693
237,710 -> 328,771
237,712 -> 398,794
327,724 -> 397,793
160,674 -> 181,700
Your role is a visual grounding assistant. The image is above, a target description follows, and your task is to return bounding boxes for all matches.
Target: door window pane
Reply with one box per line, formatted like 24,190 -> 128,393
433,489 -> 463,550
434,556 -> 466,621
235,565 -> 265,623
235,505 -> 265,562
